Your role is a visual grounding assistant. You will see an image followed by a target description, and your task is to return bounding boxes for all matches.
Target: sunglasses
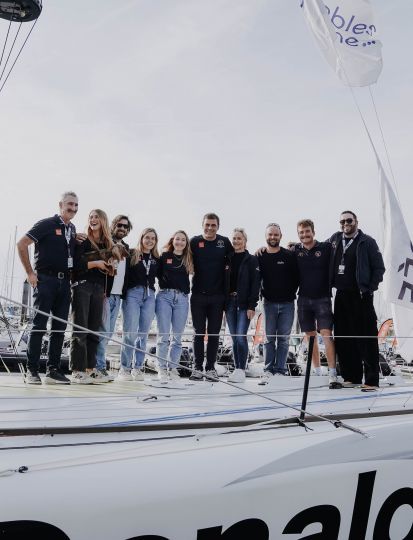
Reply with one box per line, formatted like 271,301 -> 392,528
116,223 -> 129,230
339,218 -> 354,225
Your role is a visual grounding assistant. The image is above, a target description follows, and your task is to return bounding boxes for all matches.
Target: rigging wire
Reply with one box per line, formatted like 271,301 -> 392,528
0,20 -> 22,83
368,85 -> 400,200
0,17 -> 39,95
0,14 -> 13,68
0,294 -> 369,437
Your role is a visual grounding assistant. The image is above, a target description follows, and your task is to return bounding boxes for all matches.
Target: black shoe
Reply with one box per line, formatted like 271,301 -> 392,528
45,369 -> 71,385
25,370 -> 42,385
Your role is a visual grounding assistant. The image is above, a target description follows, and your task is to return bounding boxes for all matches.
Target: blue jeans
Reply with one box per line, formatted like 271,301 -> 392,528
121,286 -> 155,370
155,289 -> 189,370
225,297 -> 251,370
263,300 -> 295,374
26,274 -> 71,372
95,294 -> 122,370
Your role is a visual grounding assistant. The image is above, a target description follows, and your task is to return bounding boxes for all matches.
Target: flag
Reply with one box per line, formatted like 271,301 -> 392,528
301,0 -> 383,87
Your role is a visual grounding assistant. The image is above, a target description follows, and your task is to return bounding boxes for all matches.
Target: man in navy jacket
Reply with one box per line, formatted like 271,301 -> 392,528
329,210 -> 385,391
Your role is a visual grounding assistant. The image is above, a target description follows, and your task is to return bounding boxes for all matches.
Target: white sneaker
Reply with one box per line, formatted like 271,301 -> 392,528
205,369 -> 219,382
258,370 -> 273,385
329,375 -> 343,389
100,368 -> 115,382
71,371 -> 93,385
117,368 -> 133,381
132,368 -> 144,381
89,369 -> 111,383
169,368 -> 181,381
228,369 -> 246,383
158,369 -> 168,383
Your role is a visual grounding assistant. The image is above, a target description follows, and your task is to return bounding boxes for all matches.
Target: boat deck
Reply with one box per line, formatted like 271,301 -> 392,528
1,372 -> 412,432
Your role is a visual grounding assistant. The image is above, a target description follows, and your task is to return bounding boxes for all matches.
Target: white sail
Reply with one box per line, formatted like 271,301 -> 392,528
379,162 -> 413,311
378,157 -> 413,360
301,0 -> 383,87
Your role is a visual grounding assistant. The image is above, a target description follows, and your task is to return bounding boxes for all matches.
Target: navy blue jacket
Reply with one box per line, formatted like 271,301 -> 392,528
225,251 -> 261,310
328,230 -> 385,293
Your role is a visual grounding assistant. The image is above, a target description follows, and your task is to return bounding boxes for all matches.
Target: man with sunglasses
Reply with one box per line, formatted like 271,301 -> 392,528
94,215 -> 132,381
329,211 -> 385,391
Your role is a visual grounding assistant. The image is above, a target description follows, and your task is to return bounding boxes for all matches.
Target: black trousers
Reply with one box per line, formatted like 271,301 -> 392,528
334,290 -> 379,386
70,281 -> 105,371
26,274 -> 71,372
190,293 -> 225,371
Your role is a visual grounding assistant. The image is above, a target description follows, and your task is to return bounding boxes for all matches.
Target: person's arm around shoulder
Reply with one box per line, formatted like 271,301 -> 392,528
289,248 -> 300,291
225,236 -> 234,256
17,235 -> 37,288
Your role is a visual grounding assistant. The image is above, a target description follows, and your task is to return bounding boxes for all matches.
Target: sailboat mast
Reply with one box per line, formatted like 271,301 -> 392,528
9,226 -> 17,307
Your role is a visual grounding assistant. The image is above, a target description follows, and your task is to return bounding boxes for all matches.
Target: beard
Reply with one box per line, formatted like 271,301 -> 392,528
266,239 -> 280,248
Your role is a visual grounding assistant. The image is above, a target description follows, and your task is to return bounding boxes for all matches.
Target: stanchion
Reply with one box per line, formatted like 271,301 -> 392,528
300,335 -> 315,421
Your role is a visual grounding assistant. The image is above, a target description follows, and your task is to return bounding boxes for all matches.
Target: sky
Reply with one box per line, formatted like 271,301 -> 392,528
0,0 -> 412,306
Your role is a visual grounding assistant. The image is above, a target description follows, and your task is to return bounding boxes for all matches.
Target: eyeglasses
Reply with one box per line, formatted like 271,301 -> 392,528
339,218 -> 354,225
116,223 -> 129,230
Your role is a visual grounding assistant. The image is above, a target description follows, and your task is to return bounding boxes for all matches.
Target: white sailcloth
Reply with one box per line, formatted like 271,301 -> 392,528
391,304 -> 413,363
301,0 -> 382,87
379,162 -> 413,310
379,160 -> 413,360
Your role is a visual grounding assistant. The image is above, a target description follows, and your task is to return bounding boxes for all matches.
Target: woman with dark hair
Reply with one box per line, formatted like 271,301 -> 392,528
70,209 -> 113,384
225,228 -> 260,383
155,230 -> 193,381
118,228 -> 159,381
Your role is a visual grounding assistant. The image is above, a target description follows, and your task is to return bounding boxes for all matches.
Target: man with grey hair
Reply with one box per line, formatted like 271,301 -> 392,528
17,191 -> 79,384
257,223 -> 299,377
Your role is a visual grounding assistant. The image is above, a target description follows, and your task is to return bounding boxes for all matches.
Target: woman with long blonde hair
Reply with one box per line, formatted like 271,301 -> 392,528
225,228 -> 260,383
118,227 -> 160,381
155,230 -> 193,381
70,209 -> 113,384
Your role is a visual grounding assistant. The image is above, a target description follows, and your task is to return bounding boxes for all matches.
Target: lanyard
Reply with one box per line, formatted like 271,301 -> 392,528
64,225 -> 72,246
341,232 -> 358,264
59,218 -> 73,261
141,253 -> 153,295
141,253 -> 152,276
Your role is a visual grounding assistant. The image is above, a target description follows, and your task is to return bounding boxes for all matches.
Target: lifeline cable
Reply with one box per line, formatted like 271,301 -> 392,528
0,294 -> 373,438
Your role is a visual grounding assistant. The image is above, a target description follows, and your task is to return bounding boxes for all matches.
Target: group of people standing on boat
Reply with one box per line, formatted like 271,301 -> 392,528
17,191 -> 385,392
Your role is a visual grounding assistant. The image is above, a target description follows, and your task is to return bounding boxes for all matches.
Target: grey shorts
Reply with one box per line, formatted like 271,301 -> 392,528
298,296 -> 333,332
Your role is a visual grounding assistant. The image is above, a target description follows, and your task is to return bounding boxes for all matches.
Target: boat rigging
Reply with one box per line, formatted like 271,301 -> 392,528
0,0 -> 42,95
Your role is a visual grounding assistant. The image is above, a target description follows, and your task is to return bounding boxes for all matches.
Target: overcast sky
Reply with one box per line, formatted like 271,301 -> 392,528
0,0 -> 412,306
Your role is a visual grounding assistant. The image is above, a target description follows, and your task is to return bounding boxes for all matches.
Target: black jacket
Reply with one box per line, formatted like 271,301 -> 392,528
105,240 -> 130,299
225,251 -> 261,310
328,230 -> 385,293
72,239 -> 107,286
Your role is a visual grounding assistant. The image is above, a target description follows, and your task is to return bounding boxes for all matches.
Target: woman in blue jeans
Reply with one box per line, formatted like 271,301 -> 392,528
225,228 -> 260,383
118,228 -> 159,381
155,231 -> 193,381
